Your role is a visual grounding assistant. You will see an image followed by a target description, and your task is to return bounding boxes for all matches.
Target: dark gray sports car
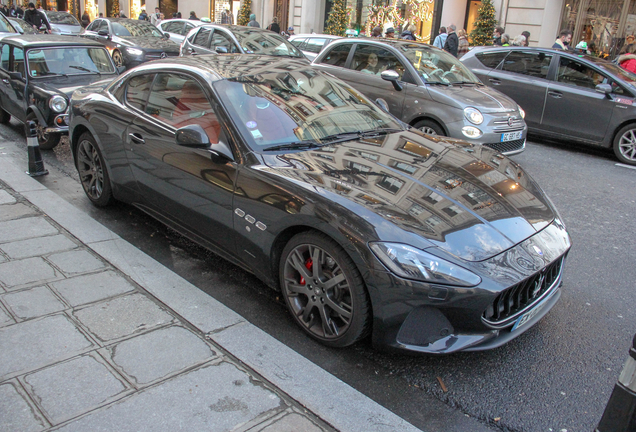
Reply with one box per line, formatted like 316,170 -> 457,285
69,55 -> 572,353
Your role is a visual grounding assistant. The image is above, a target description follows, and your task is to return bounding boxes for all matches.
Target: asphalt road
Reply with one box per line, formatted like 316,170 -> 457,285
2,120 -> 635,432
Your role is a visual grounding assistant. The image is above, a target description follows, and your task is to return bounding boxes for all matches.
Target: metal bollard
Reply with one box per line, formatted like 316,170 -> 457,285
597,333 -> 636,432
26,120 -> 48,177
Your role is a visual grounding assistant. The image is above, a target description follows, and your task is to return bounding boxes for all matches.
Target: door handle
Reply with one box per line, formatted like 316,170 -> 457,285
489,78 -> 501,85
129,133 -> 145,144
1,79 -> 8,84
548,91 -> 562,98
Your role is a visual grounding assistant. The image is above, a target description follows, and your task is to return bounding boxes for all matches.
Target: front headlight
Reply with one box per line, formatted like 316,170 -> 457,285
518,105 -> 526,119
49,95 -> 67,113
370,242 -> 481,287
127,48 -> 143,56
464,107 -> 484,125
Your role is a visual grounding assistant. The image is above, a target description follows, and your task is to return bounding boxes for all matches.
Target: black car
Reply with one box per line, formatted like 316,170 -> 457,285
461,46 -> 636,165
69,55 -> 572,353
81,18 -> 180,69
0,35 -> 119,149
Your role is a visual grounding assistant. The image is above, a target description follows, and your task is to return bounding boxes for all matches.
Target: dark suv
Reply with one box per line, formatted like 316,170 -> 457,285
0,35 -> 119,149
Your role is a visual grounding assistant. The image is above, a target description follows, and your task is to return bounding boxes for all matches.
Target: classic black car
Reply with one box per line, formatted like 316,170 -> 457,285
69,55 -> 572,353
0,35 -> 120,149
80,18 -> 180,69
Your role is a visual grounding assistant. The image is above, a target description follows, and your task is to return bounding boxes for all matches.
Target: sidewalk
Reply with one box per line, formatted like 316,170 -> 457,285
0,154 -> 421,431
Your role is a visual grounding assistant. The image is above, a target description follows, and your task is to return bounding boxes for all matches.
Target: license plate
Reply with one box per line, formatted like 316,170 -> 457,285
501,131 -> 523,142
511,293 -> 552,332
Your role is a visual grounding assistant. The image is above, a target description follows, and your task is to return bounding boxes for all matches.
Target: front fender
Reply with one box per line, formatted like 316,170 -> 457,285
27,105 -> 47,125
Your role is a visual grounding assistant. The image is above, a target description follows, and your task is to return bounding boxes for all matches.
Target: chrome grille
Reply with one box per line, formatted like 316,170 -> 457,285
493,116 -> 525,132
146,52 -> 179,59
483,256 -> 564,325
483,139 -> 525,154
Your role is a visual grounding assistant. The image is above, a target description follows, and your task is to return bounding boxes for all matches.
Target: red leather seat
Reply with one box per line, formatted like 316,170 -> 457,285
172,81 -> 221,144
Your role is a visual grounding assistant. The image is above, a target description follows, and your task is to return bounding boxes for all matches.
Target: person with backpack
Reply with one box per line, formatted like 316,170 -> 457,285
266,17 -> 279,33
399,24 -> 416,41
433,27 -> 447,49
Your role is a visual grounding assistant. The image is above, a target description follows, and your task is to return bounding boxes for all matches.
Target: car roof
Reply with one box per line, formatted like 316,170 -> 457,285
467,45 -> 612,66
1,34 -> 105,48
330,36 -> 442,51
291,34 -> 341,39
195,24 -> 280,35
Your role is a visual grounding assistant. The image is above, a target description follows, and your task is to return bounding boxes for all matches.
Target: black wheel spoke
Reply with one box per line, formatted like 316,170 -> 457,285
285,279 -> 305,296
317,305 -> 337,336
310,246 -> 325,280
323,272 -> 345,290
325,296 -> 352,320
290,250 -> 312,281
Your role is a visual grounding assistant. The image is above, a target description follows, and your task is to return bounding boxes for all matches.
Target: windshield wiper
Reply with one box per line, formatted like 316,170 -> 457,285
426,81 -> 450,86
263,128 -> 403,151
69,65 -> 100,74
38,71 -> 67,77
449,81 -> 479,86
263,141 -> 323,152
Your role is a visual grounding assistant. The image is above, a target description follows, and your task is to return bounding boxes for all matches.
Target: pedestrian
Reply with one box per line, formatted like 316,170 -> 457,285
16,4 -> 24,18
155,13 -> 164,26
81,10 -> 91,27
248,13 -> 259,27
0,4 -> 8,16
266,16 -> 279,34
176,11 -> 182,18
150,7 -> 160,25
501,33 -> 510,46
371,26 -> 382,37
521,30 -> 530,46
99,12 -> 103,18
457,28 -> 469,58
493,26 -> 504,45
433,26 -> 447,49
511,34 -> 525,46
9,5 -> 16,17
281,25 -> 294,38
618,43 -> 636,73
172,12 -> 177,18
221,8 -> 232,24
119,11 -> 127,18
399,24 -> 416,40
552,29 -> 572,50
384,27 -> 395,38
138,8 -> 148,20
443,24 -> 459,57
24,2 -> 50,33
189,10 -> 198,20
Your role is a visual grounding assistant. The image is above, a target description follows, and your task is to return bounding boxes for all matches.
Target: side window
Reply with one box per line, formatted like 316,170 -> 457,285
611,80 -> 627,95
501,51 -> 552,79
13,47 -> 24,75
474,51 -> 508,69
290,38 -> 306,49
98,20 -> 109,32
86,20 -> 96,31
305,38 -> 327,54
349,44 -> 407,80
125,74 -> 155,111
145,73 -> 221,143
183,23 -> 195,35
556,57 -> 607,89
193,28 -> 212,47
320,44 -> 351,67
211,31 -> 239,53
1,44 -> 9,70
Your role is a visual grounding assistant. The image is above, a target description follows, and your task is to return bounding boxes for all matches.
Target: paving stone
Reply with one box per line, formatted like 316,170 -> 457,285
55,362 -> 282,432
0,189 -> 16,204
0,314 -> 94,380
0,304 -> 14,327
259,412 -> 324,432
51,271 -> 136,307
0,235 -> 77,260
0,381 -> 48,432
73,294 -> 174,342
47,250 -> 107,275
0,203 -> 38,222
0,257 -> 61,288
110,326 -> 216,385
3,286 -> 67,320
24,355 -> 128,424
0,217 -> 58,243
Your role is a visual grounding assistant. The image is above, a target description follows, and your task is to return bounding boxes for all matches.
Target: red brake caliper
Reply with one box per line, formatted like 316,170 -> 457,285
299,258 -> 313,285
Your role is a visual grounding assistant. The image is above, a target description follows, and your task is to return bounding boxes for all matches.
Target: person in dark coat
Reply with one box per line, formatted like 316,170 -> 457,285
24,3 -> 50,33
81,11 -> 90,27
16,5 -> 24,18
399,24 -> 416,41
444,24 -> 459,57
493,26 -> 504,46
189,11 -> 198,20
266,16 -> 279,33
138,9 -> 148,20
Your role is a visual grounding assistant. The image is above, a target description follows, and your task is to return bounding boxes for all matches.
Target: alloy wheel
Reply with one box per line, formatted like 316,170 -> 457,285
617,129 -> 636,163
420,126 -> 438,135
77,138 -> 105,201
112,51 -> 123,67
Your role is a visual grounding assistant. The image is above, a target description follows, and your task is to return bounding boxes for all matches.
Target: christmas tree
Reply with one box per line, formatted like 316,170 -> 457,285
110,0 -> 120,17
469,0 -> 497,46
237,0 -> 252,26
325,0 -> 348,36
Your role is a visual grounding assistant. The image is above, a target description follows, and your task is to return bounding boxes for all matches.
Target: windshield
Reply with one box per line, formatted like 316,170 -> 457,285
232,30 -> 304,58
46,12 -> 80,25
27,47 -> 115,76
111,21 -> 165,37
214,70 -> 402,151
598,60 -> 636,87
0,12 -> 17,33
400,45 -> 480,84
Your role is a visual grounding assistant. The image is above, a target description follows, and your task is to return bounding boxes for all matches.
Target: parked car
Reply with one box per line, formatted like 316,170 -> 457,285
69,54 -> 571,353
0,11 -> 18,38
8,17 -> 39,35
460,46 -> 636,165
289,33 -> 341,61
157,18 -> 205,44
42,11 -> 82,36
80,18 -> 180,68
312,38 -> 528,155
0,35 -> 120,149
181,24 -> 305,60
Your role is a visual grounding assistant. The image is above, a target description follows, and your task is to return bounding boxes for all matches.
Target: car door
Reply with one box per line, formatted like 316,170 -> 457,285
210,29 -> 240,54
541,55 -> 614,143
484,50 -> 553,129
184,27 -> 213,55
2,45 -> 27,120
0,43 -> 11,113
81,19 -> 100,40
123,71 -> 238,255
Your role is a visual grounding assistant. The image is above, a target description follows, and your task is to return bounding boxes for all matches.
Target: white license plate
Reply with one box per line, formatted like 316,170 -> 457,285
501,131 -> 523,142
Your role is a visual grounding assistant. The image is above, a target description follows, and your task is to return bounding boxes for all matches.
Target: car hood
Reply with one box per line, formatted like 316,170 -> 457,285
261,130 -> 555,261
51,23 -> 82,33
35,75 -> 117,97
427,83 -> 519,113
117,36 -> 180,51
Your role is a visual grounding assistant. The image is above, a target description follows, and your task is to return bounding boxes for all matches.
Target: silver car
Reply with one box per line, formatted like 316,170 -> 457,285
289,33 -> 341,61
43,11 -> 82,36
157,18 -> 205,44
312,38 -> 528,155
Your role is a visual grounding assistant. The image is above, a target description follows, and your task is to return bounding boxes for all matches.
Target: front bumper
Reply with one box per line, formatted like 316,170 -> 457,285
444,114 -> 528,156
44,114 -> 69,134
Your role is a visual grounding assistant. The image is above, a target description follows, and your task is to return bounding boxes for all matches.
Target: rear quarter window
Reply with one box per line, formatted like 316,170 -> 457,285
474,51 -> 508,69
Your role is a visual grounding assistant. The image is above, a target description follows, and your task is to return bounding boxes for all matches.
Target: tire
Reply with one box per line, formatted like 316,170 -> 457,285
0,108 -> 10,124
413,119 -> 445,136
613,124 -> 636,165
26,112 -> 60,150
112,50 -> 124,68
279,231 -> 370,347
75,132 -> 113,207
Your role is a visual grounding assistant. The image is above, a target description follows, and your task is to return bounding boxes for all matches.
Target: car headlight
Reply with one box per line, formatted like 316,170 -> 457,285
464,107 -> 483,125
370,242 -> 481,287
49,95 -> 67,113
518,105 -> 526,119
127,48 -> 143,56
461,126 -> 482,139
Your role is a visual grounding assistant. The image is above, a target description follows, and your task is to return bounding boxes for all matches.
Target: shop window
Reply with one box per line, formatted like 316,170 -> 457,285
501,51 -> 552,79
556,58 -> 607,89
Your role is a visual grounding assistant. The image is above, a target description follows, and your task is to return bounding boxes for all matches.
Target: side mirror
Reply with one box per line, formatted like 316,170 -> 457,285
97,29 -> 110,38
380,70 -> 402,91
116,65 -> 126,74
8,71 -> 22,80
375,98 -> 389,112
215,46 -> 228,54
163,32 -> 170,39
595,83 -> 612,96
176,124 -> 210,148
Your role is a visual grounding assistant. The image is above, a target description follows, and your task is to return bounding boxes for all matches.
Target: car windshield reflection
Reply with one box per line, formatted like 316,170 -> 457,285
215,70 -> 402,150
401,45 -> 480,84
46,12 -> 81,25
232,30 -> 303,58
27,48 -> 115,77
111,21 -> 165,38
